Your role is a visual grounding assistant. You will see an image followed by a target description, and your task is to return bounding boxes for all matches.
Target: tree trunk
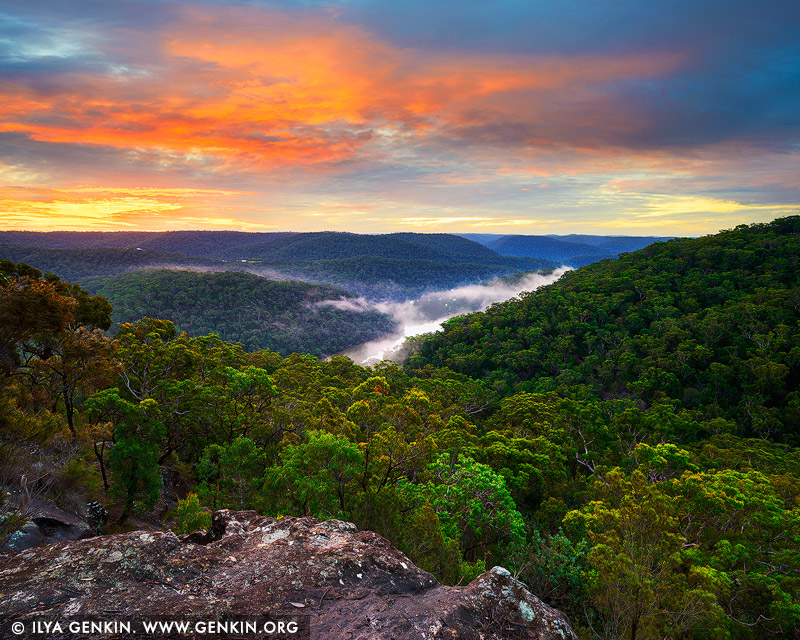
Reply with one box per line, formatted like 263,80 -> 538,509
94,440 -> 109,490
65,397 -> 76,440
157,446 -> 174,465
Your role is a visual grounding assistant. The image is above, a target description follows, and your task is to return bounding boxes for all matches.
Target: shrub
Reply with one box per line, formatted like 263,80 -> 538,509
173,493 -> 211,535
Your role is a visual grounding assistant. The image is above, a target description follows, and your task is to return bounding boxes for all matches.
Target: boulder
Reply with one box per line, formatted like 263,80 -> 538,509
0,500 -> 92,553
1,521 -> 43,553
0,510 -> 577,639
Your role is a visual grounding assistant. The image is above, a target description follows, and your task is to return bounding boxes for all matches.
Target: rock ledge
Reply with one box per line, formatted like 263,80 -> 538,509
0,510 -> 576,639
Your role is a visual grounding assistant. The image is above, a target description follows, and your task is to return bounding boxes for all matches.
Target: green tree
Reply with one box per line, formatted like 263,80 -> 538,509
173,493 -> 212,535
404,454 -> 525,567
108,436 -> 161,523
85,391 -> 163,523
565,469 -> 725,640
265,431 -> 363,518
197,437 -> 266,510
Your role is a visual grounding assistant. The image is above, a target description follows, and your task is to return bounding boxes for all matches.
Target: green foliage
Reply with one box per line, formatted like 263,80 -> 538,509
95,318 -> 278,465
393,501 -> 463,584
265,431 -> 363,518
0,262 -> 119,533
107,436 -> 161,518
411,217 -> 800,442
565,469 -> 727,640
561,461 -> 800,639
50,456 -> 104,508
515,530 -> 590,616
403,454 -> 526,565
197,437 -> 266,511
173,493 -> 212,535
88,269 -> 397,356
0,260 -> 112,374
88,389 -> 164,519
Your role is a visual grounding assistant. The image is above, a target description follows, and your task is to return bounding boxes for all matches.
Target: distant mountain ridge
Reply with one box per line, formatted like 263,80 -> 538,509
1,230 -> 670,266
219,231 -> 504,263
1,230 -> 532,263
490,236 -> 600,261
0,244 -> 222,282
0,231 -> 554,300
458,233 -> 673,265
0,230 -> 297,257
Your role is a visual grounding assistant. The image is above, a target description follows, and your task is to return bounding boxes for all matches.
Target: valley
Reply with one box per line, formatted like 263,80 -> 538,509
2,220 -> 799,639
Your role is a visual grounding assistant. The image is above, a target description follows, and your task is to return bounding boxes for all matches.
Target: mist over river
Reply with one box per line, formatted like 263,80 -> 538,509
335,268 -> 570,364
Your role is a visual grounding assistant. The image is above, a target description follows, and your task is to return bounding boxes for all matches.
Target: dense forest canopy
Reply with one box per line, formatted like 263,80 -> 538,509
412,218 -> 800,442
86,269 -> 397,357
1,218 -> 799,640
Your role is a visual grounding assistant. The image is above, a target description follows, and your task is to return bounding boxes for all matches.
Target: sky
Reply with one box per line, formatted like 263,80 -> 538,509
1,0 -> 798,235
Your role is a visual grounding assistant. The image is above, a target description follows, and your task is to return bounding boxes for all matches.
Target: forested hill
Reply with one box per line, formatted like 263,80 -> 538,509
411,217 -> 800,441
0,244 -> 222,283
86,269 -> 397,357
221,231 -> 504,263
0,231 -> 553,300
0,230 -> 530,264
0,230 -> 295,257
459,232 -> 672,265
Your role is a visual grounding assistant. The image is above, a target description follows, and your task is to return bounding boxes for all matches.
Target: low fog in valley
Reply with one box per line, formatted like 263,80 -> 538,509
334,268 -> 571,364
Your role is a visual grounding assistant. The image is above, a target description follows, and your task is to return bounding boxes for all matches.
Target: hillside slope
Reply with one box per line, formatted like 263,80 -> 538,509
87,269 -> 396,356
411,217 -> 800,440
1,231 -> 555,300
0,244 -> 221,283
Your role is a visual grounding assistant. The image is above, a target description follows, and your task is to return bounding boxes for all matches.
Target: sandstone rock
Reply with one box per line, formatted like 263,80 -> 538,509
1,521 -> 43,553
0,500 -> 92,554
0,510 -> 577,639
158,466 -> 190,515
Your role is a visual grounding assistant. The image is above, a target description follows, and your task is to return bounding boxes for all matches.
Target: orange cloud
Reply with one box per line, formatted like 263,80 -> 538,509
0,5 -> 682,173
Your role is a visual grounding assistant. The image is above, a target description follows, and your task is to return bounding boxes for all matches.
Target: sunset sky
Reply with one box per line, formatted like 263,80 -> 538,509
1,0 -> 798,235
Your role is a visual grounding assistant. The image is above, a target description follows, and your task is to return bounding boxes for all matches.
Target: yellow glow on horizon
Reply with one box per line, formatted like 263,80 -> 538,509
0,185 -> 262,231
2,181 -> 796,235
642,194 -> 793,216
1,197 -> 182,230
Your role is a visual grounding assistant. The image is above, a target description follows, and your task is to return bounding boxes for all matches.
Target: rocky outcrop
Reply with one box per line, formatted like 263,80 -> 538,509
0,510 -> 577,639
1,499 -> 92,553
